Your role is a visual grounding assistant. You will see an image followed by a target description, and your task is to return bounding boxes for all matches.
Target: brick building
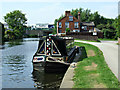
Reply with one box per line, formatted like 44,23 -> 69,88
57,11 -> 95,35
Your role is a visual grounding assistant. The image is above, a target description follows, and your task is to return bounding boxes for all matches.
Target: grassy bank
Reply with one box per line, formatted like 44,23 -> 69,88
98,38 -> 117,41
75,39 -> 100,42
73,42 -> 119,88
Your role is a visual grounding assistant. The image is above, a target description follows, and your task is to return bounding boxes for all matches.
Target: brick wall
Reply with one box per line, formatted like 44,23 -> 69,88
66,35 -> 98,41
25,30 -> 53,36
66,32 -> 103,38
58,17 -> 80,33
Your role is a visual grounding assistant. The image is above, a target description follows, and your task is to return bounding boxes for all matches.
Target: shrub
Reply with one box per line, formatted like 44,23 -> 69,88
66,28 -> 70,32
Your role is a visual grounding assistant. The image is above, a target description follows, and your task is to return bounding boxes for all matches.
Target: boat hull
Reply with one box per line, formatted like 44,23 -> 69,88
33,61 -> 69,73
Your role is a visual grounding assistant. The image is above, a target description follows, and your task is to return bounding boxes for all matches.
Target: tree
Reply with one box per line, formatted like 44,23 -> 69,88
102,29 -> 115,39
4,10 -> 27,39
53,15 -> 64,34
96,24 -> 105,30
4,30 -> 14,40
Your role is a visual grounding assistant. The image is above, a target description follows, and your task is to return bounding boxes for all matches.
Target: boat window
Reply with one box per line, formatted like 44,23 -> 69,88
38,42 -> 45,54
53,43 -> 59,54
52,41 -> 61,55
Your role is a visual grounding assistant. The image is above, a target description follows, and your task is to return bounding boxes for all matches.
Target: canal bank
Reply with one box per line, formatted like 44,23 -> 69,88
60,47 -> 82,88
60,62 -> 77,88
60,42 -> 119,88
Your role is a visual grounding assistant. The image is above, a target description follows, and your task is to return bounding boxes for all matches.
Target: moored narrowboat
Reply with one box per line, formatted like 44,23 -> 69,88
32,36 -> 78,72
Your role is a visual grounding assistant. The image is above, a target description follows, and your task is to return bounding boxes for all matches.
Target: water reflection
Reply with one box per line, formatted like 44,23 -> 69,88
0,40 -> 23,49
32,67 -> 64,89
7,40 -> 23,47
2,38 -> 65,88
2,55 -> 26,84
4,55 -> 25,73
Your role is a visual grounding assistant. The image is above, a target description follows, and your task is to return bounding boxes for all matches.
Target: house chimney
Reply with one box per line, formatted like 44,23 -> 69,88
78,12 -> 81,22
65,11 -> 70,16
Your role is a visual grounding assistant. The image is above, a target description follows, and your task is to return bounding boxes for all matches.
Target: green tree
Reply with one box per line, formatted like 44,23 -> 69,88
4,10 -> 27,39
66,28 -> 70,32
96,24 -> 105,30
4,30 -> 15,40
53,15 -> 64,34
102,29 -> 115,39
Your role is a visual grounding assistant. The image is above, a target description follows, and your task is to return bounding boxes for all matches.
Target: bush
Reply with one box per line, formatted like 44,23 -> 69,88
66,28 -> 70,32
96,24 -> 105,30
102,29 -> 116,39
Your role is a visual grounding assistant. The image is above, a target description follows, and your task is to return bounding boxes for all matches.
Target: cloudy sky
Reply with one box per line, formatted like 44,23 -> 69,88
0,0 -> 119,25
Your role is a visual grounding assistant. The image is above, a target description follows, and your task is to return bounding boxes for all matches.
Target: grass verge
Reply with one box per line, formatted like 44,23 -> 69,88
75,39 -> 100,42
98,38 -> 117,41
73,42 -> 120,88
117,43 -> 120,45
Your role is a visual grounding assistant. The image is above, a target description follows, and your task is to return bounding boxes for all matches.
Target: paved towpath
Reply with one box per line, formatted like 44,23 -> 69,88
75,40 -> 119,81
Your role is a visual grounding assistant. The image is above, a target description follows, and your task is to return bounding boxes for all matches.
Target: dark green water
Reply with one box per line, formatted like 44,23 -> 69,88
0,38 -> 64,89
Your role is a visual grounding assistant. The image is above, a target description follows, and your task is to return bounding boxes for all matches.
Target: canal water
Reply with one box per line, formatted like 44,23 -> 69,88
0,38 -> 64,89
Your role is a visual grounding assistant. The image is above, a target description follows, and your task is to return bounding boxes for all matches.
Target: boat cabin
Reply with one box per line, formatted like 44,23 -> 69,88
33,36 -> 74,63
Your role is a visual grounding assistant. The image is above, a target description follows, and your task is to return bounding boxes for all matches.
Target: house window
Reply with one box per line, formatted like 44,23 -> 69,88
69,16 -> 73,21
59,22 -> 62,28
58,30 -> 62,33
74,22 -> 78,28
73,30 -> 80,32
84,26 -> 87,30
82,26 -> 87,30
65,22 -> 69,28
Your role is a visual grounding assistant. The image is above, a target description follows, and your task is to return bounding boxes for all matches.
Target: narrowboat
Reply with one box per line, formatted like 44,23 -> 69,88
32,36 -> 79,73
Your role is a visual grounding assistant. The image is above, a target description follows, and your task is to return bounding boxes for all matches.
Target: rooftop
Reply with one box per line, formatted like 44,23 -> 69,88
81,22 -> 95,26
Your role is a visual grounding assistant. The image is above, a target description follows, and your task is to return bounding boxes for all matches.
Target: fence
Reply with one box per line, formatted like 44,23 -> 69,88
66,32 -> 103,41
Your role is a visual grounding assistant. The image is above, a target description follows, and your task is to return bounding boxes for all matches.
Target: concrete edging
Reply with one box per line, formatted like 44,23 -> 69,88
59,63 -> 77,88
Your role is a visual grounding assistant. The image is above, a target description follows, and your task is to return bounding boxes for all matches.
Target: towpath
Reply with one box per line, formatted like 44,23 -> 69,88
75,40 -> 119,81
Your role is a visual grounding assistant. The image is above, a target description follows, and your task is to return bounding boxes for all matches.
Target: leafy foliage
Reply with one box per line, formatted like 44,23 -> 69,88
53,15 -> 64,34
4,10 -> 27,39
66,28 -> 70,32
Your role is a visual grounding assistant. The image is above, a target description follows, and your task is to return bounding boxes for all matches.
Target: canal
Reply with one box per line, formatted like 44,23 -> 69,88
0,38 -> 64,89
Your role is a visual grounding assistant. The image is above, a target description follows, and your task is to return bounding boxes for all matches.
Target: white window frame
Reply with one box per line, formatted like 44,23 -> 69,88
69,16 -> 73,21
59,22 -> 62,28
65,22 -> 69,28
84,26 -> 87,30
74,22 -> 79,28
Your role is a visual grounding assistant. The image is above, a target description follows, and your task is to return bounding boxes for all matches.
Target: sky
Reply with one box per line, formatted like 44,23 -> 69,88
0,0 -> 119,25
